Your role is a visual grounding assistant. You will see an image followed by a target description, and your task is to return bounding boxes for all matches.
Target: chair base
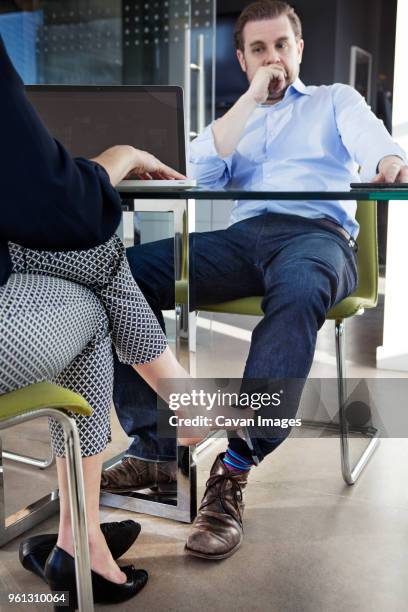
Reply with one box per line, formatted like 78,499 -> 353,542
0,488 -> 59,547
301,418 -> 380,485
344,432 -> 380,485
335,318 -> 380,485
0,407 -> 94,611
2,448 -> 54,470
0,433 -> 60,546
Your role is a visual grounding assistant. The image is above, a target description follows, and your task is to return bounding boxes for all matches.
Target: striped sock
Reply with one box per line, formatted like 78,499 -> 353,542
223,447 -> 253,472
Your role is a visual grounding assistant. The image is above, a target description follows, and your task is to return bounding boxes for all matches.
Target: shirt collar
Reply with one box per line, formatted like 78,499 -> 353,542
257,77 -> 311,108
287,78 -> 312,97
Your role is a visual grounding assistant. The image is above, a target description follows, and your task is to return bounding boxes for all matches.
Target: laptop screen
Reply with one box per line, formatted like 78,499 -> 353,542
25,85 -> 186,174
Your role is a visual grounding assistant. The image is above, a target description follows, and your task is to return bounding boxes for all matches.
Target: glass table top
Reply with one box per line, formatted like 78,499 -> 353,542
117,187 -> 408,201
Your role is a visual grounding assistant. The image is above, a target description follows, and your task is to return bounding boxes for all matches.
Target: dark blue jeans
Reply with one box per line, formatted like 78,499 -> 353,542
113,212 -> 358,463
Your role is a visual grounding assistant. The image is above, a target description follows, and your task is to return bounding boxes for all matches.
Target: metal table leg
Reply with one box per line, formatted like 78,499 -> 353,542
101,198 -> 198,523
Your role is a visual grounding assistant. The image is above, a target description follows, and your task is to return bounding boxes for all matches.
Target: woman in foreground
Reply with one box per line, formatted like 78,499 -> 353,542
0,34 -> 191,607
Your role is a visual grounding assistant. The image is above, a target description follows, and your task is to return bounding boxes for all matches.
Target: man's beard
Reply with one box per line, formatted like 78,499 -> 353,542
267,82 -> 289,102
267,87 -> 287,100
267,72 -> 296,102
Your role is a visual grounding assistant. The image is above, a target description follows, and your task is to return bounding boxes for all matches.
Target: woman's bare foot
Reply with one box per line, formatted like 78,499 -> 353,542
88,529 -> 127,583
57,527 -> 126,584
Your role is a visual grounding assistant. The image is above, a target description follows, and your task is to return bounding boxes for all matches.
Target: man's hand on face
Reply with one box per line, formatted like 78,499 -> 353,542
372,155 -> 408,184
247,64 -> 288,105
127,149 -> 186,180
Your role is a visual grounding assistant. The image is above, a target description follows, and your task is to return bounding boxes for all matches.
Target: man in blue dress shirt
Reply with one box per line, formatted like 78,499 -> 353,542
103,0 -> 408,559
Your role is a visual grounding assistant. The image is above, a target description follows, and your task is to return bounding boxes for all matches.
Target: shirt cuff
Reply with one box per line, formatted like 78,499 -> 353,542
189,124 -> 234,171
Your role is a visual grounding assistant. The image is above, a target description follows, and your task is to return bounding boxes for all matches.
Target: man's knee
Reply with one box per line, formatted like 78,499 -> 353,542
126,239 -> 175,310
264,259 -> 340,322
126,240 -> 173,280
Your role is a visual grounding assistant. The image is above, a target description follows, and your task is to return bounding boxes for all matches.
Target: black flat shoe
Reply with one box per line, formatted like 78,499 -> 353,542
44,545 -> 148,610
19,520 -> 141,582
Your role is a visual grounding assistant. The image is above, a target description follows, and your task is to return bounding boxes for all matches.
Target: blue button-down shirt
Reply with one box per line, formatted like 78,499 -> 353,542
189,79 -> 406,238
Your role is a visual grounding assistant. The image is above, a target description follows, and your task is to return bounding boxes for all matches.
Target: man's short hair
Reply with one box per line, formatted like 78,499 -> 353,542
234,1 -> 303,51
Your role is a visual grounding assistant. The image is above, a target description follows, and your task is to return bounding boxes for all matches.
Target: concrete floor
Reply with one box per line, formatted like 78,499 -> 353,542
1,297 -> 408,612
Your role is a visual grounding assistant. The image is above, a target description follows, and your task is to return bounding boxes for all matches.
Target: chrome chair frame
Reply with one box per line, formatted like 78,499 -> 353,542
2,446 -> 54,469
200,198 -> 381,485
0,409 -> 93,612
335,318 -> 380,484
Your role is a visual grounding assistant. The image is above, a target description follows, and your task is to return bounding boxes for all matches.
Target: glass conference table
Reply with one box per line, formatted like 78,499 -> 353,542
100,187 -> 408,522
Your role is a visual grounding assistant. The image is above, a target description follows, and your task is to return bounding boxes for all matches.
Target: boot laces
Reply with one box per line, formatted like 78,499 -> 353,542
199,473 -> 244,524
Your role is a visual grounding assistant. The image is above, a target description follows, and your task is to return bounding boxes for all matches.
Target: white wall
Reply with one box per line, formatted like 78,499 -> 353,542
376,0 -> 408,371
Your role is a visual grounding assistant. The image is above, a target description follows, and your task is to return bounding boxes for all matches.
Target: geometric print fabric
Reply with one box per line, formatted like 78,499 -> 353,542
0,236 -> 167,456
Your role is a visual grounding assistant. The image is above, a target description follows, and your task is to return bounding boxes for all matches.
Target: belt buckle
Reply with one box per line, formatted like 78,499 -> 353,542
339,226 -> 354,247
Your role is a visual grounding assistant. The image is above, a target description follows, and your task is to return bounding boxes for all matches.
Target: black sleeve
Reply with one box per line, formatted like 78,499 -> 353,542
0,35 -> 122,251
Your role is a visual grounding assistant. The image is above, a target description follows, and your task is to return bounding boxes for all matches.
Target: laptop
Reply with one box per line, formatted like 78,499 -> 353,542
25,85 -> 196,191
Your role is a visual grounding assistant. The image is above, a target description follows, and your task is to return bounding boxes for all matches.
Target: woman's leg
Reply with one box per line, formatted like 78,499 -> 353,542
8,236 -> 168,366
8,238 -> 198,441
56,454 -> 125,583
48,305 -> 127,584
133,347 -> 208,446
0,273 -> 125,584
9,236 -> 188,394
133,345 -> 188,388
0,274 -> 107,394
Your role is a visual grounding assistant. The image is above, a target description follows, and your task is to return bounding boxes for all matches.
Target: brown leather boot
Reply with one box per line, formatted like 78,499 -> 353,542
185,453 -> 249,559
101,457 -> 177,493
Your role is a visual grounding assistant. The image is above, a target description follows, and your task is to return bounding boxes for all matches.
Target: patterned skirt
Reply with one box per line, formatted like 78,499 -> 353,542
0,235 -> 167,456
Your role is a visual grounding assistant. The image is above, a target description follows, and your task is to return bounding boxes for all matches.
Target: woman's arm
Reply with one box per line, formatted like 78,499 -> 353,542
0,35 -> 186,253
0,36 -> 122,251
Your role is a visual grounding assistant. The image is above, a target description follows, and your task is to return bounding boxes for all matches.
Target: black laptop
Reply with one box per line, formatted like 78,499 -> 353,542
25,85 -> 196,190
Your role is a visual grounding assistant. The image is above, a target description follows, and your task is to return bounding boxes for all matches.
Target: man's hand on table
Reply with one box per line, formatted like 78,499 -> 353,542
372,155 -> 408,184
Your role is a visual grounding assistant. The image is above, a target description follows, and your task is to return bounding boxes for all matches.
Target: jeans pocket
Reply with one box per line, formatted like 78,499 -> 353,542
347,251 -> 359,294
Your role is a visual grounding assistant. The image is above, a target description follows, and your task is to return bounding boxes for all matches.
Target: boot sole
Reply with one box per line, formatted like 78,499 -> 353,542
184,538 -> 242,560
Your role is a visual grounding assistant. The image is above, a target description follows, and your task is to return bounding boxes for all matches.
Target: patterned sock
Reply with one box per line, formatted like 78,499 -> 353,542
223,447 -> 253,472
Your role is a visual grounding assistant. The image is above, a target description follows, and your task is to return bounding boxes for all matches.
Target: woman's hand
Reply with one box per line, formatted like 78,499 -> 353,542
126,149 -> 187,180
91,145 -> 186,186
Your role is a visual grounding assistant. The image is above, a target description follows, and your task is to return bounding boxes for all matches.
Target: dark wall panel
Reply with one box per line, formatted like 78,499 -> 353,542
334,0 -> 382,108
295,0 -> 336,86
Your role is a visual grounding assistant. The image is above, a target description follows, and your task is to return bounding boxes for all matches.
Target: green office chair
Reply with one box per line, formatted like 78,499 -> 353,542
199,201 -> 380,485
0,382 -> 94,611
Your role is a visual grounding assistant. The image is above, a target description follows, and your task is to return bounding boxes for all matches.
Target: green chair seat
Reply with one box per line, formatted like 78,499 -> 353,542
201,294 -> 377,320
0,382 -> 92,422
326,295 -> 377,320
201,296 -> 263,316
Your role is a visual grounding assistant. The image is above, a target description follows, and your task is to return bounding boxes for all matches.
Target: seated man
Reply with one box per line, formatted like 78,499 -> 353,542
102,0 -> 408,559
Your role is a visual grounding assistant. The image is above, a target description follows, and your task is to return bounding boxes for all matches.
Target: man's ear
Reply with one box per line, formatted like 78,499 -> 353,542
236,49 -> 247,73
297,39 -> 304,64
